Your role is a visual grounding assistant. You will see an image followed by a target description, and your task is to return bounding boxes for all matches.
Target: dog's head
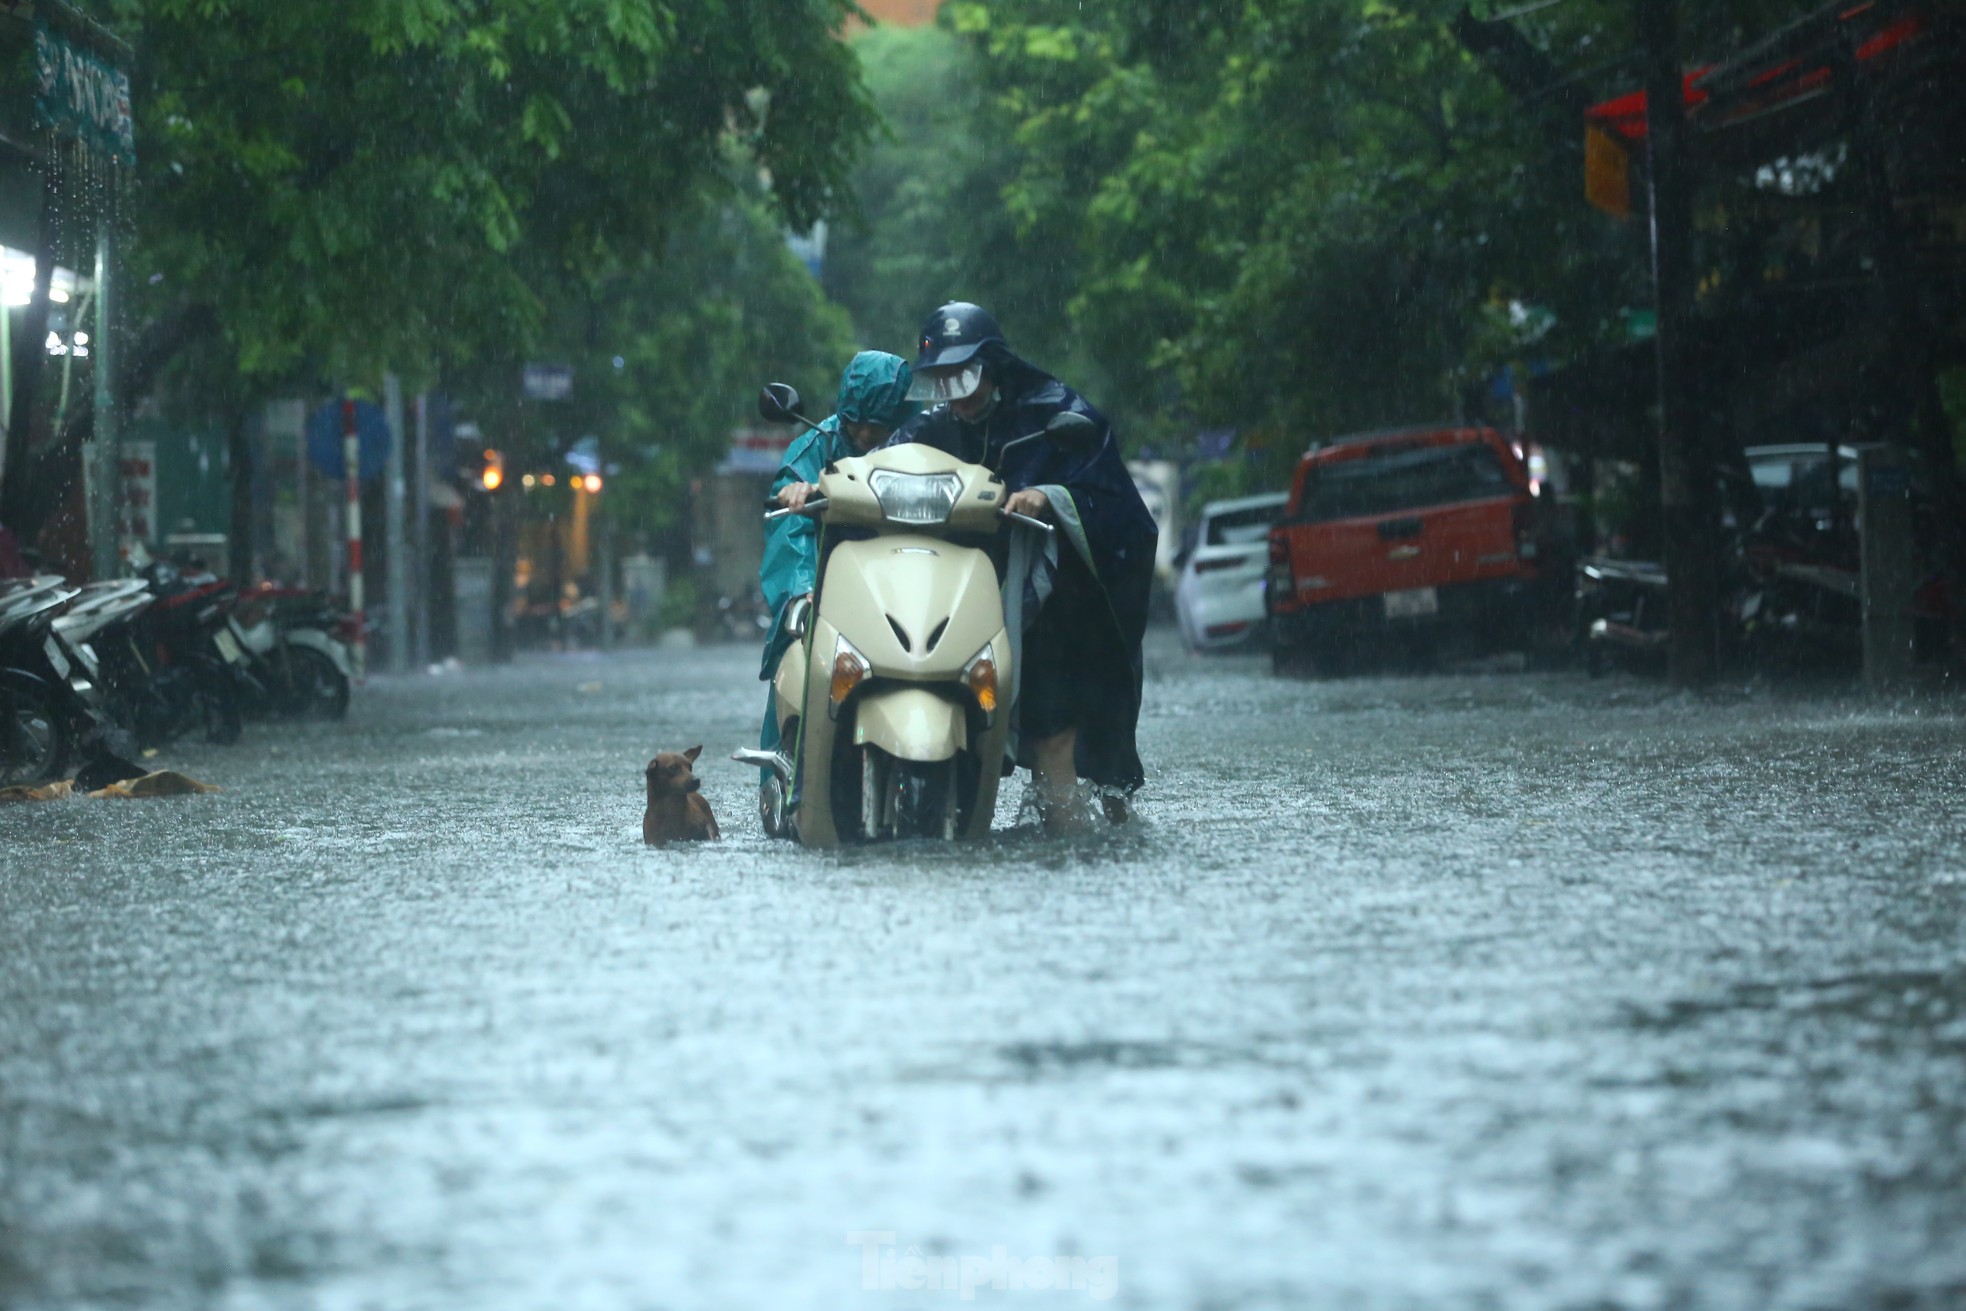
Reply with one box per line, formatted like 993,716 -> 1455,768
645,745 -> 703,796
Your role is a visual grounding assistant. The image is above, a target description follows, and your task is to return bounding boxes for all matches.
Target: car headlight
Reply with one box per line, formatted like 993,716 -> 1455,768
868,470 -> 963,526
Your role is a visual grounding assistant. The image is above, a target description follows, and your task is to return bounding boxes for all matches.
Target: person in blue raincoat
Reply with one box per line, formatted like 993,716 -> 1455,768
886,303 -> 1156,827
756,351 -> 917,765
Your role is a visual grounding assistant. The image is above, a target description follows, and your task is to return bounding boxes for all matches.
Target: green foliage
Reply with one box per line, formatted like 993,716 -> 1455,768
941,0 -> 1621,447
499,181 -> 857,543
854,0 -> 1840,460
109,0 -> 875,384
822,21 -> 1107,406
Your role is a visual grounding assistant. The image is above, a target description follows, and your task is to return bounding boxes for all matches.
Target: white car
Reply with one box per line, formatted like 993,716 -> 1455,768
1174,492 -> 1288,651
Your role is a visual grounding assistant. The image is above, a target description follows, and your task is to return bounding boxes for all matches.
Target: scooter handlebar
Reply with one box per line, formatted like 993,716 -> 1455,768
761,498 -> 1050,532
764,497 -> 829,522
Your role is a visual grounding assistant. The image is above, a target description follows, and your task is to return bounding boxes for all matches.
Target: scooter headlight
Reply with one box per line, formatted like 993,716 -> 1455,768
830,634 -> 871,710
963,642 -> 998,717
867,470 -> 962,526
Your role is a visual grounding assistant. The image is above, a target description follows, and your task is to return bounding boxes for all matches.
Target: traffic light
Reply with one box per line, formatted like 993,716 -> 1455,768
580,473 -> 603,494
479,449 -> 505,491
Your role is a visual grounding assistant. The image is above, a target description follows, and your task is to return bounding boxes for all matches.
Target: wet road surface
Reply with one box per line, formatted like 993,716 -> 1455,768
3,634 -> 1964,1309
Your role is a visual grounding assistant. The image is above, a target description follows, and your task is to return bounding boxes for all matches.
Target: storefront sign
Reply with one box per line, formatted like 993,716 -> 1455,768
522,363 -> 573,401
720,428 -> 793,476
34,19 -> 135,165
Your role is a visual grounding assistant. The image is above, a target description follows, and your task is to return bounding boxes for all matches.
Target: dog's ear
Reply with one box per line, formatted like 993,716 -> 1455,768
684,744 -> 703,763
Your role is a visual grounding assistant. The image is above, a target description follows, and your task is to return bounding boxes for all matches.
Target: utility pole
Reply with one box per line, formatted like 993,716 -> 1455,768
1639,0 -> 1719,686
384,373 -> 409,674
342,398 -> 367,680
89,212 -> 118,581
413,392 -> 431,669
597,444 -> 615,651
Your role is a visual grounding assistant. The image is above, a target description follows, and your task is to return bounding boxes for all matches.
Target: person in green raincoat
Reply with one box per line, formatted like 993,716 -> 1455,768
756,351 -> 916,768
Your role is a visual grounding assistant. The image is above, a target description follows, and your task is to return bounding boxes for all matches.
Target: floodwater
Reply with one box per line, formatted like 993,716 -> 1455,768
3,633 -> 1963,1310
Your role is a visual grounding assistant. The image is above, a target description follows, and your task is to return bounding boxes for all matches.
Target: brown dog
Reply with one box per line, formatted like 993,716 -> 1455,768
643,745 -> 720,845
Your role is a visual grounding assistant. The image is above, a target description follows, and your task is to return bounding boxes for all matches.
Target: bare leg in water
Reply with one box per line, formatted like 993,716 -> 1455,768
1031,727 -> 1088,831
1032,728 -> 1132,829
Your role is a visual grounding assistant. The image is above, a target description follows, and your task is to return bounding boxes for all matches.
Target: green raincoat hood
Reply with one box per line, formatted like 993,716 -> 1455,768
834,351 -> 917,429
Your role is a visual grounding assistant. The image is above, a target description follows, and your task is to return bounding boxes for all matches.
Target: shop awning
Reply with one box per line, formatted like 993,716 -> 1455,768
1586,3 -> 1933,145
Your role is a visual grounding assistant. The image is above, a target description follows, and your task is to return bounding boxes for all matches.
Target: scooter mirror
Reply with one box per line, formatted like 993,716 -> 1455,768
758,383 -> 805,426
1045,410 -> 1100,451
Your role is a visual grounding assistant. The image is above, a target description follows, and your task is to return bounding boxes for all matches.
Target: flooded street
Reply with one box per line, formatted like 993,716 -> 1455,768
3,633 -> 1964,1310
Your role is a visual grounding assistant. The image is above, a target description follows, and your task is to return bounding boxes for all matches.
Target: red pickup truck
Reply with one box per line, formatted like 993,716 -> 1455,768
1265,424 -> 1542,675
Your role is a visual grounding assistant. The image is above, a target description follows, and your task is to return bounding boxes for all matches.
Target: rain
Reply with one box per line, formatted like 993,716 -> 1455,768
3,2 -> 1965,1308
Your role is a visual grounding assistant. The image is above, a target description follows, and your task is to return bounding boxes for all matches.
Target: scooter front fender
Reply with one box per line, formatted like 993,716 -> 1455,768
852,687 -> 967,763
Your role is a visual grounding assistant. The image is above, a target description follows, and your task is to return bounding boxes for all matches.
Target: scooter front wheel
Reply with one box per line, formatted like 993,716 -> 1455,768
283,646 -> 351,720
890,756 -> 958,841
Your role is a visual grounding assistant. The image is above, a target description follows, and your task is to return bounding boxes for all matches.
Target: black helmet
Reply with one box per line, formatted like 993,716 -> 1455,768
908,303 -> 1005,403
912,302 -> 1005,372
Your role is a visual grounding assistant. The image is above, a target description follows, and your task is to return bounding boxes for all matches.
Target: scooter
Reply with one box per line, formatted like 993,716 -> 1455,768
229,584 -> 355,721
0,576 -> 84,784
93,560 -> 252,749
732,383 -> 1081,845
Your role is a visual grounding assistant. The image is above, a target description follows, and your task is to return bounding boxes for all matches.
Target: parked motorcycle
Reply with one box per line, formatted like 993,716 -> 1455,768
732,382 -> 1073,845
1575,506 -> 1865,677
229,584 -> 355,721
89,560 -> 254,748
0,576 -> 84,784
48,578 -> 153,753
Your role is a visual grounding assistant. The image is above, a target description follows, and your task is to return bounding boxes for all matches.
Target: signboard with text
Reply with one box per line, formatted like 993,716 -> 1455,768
33,19 -> 135,165
522,363 -> 573,401
720,427 -> 794,476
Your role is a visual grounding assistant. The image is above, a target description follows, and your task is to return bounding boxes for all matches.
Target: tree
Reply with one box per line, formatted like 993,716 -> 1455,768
119,0 -> 871,380
928,0 -> 1845,480
822,20 -> 1108,410
506,178 -> 858,554
2,0 -> 877,538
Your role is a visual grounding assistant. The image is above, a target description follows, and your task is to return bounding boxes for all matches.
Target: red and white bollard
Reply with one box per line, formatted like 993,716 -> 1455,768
342,399 -> 367,681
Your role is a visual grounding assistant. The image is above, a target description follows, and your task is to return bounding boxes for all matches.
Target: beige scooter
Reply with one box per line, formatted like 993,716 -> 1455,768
734,383 -> 1087,845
